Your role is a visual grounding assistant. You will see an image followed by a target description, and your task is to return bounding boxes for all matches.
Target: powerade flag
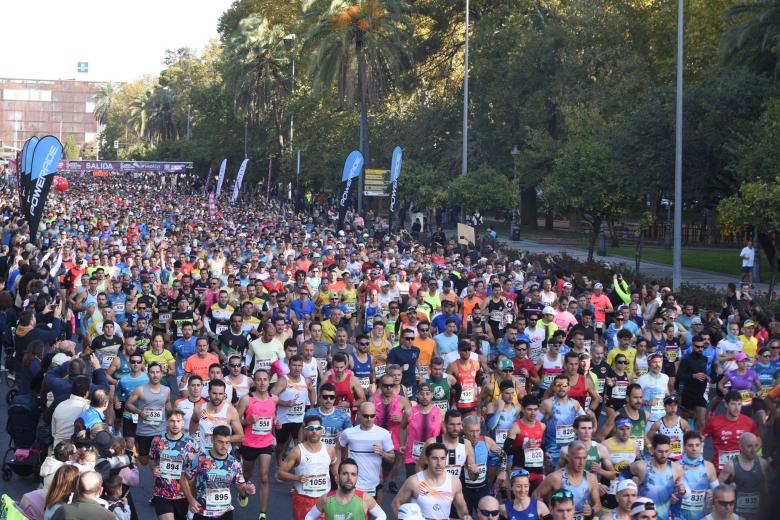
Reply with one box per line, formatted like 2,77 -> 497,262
27,135 -> 63,239
232,158 -> 249,202
388,146 -> 402,229
338,150 -> 364,230
20,136 -> 39,216
216,158 -> 227,196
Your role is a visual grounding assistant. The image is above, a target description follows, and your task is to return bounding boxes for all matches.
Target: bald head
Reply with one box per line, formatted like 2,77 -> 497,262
477,496 -> 499,518
739,432 -> 760,459
569,440 -> 587,454
77,471 -> 103,498
359,401 -> 376,415
739,432 -> 758,447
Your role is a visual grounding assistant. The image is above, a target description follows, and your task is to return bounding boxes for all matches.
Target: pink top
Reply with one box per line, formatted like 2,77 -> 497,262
404,404 -> 442,464
243,395 -> 276,448
374,393 -> 403,449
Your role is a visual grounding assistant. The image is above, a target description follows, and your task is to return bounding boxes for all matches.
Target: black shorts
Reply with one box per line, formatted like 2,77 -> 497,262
681,392 -> 707,410
122,417 -> 137,438
742,266 -> 752,273
195,513 -> 232,520
662,361 -> 677,378
607,398 -> 626,411
715,374 -> 726,398
750,398 -> 766,413
136,435 -> 156,456
276,422 -> 301,446
153,497 -> 188,518
239,444 -> 274,461
463,485 -> 491,515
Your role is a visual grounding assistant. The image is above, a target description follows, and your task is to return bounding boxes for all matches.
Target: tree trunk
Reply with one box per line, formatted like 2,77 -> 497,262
545,211 -> 554,230
588,217 -> 602,263
702,207 -> 716,246
356,36 -> 369,214
521,187 -> 537,227
635,230 -> 643,275
608,218 -> 619,247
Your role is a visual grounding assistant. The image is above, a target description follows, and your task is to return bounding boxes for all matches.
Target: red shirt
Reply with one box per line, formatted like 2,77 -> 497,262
701,413 -> 760,471
512,358 -> 539,394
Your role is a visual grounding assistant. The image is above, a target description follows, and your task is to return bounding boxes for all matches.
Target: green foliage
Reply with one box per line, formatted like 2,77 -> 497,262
447,166 -> 518,213
62,136 -> 80,160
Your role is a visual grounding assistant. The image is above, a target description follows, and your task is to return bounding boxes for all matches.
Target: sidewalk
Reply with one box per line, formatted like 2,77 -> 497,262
502,236 -> 769,292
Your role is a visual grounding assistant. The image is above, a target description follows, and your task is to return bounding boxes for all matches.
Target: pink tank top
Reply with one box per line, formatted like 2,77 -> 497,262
243,395 -> 276,448
374,393 -> 402,449
404,404 -> 442,464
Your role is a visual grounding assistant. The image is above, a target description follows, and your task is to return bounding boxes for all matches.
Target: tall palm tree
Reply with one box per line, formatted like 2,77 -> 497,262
145,88 -> 179,144
223,14 -> 293,157
721,0 -> 780,78
301,0 -> 414,210
129,91 -> 151,141
93,82 -> 120,126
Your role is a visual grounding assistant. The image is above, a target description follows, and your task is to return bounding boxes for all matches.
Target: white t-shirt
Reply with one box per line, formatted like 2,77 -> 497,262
636,371 -> 670,423
717,338 -> 741,373
740,246 -> 755,267
338,424 -> 394,492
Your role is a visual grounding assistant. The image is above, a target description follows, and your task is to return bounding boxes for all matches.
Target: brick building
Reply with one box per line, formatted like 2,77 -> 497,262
0,78 -> 104,157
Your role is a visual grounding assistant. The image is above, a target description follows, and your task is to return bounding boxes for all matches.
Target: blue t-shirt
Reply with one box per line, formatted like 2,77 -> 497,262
171,337 -> 198,377
431,313 -> 462,334
434,333 -> 458,356
304,407 -> 353,445
387,345 -> 421,391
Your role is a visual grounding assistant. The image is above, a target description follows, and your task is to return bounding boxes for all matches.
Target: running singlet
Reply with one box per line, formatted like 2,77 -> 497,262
436,434 -> 467,478
602,437 -> 637,510
539,354 -> 563,391
415,471 -> 455,520
351,353 -> 373,391
511,420 -> 545,481
639,461 -> 675,520
568,375 -> 588,409
323,490 -> 367,520
428,377 -> 451,412
404,405 -> 442,464
294,443 -> 332,498
491,405 -> 517,445
374,393 -> 403,450
561,467 -> 590,520
198,402 -> 231,450
657,416 -> 684,460
543,397 -> 578,463
463,437 -> 488,489
276,375 -> 310,424
671,457 -> 709,520
242,395 -> 276,448
327,373 -> 355,409
616,406 -> 647,453
504,499 -> 540,520
455,359 -> 479,410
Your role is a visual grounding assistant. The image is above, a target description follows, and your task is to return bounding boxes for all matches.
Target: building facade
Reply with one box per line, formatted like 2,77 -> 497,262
0,78 -> 104,157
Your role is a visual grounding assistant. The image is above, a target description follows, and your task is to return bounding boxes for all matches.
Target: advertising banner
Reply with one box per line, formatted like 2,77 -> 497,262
27,136 -> 63,239
338,150 -> 364,230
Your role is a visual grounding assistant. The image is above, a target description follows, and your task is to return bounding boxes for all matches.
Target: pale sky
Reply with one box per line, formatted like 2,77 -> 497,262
1,0 -> 234,82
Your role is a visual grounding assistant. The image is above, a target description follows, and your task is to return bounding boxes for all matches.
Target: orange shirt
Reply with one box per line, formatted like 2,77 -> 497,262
183,353 -> 221,380
413,337 -> 436,369
462,296 -> 482,322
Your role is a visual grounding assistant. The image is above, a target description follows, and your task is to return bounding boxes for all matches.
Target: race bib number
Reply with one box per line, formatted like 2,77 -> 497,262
631,436 -> 645,453
542,374 -> 556,388
529,346 -> 542,363
144,408 -> 163,424
446,465 -> 462,477
612,382 -> 627,400
113,302 -> 125,314
375,364 -> 387,377
670,437 -> 682,457
359,377 -> 371,390
650,398 -> 665,417
514,375 -> 527,389
556,425 -> 575,445
665,345 -> 679,362
737,493 -> 760,512
215,324 -> 228,336
322,434 -> 337,446
206,488 -> 231,511
596,322 -> 604,330
524,448 -> 544,468
412,441 -> 425,459
406,386 -> 414,399
302,474 -> 329,495
719,451 -> 739,467
740,390 -> 753,406
289,402 -> 305,417
596,378 -> 605,395
464,464 -> 487,485
434,401 -> 449,412
101,353 -> 116,370
418,365 -> 429,378
251,417 -> 272,435
608,479 -> 619,495
131,413 -> 139,424
760,387 -> 771,398
459,386 -> 474,404
495,429 -> 508,445
318,358 -> 328,372
159,312 -> 172,324
159,450 -> 183,480
682,489 -> 706,511
255,359 -> 272,372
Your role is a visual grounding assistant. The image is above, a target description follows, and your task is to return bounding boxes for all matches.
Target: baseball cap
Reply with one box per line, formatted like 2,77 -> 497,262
630,498 -> 656,517
594,282 -> 604,289
691,316 -> 702,325
398,503 -> 425,520
542,306 -> 555,316
499,359 -> 514,371
663,395 -> 679,405
743,320 -> 756,328
616,480 -> 637,494
51,353 -> 72,368
734,352 -> 748,362
563,281 -> 573,289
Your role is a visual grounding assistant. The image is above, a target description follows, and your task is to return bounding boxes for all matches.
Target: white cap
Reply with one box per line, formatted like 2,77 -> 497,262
542,306 -> 555,316
616,480 -> 637,494
398,503 -> 425,520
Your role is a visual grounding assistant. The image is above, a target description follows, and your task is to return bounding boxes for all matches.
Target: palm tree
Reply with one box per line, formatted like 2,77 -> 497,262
93,82 -> 120,125
223,14 -> 293,157
301,0 -> 414,211
145,88 -> 179,144
721,0 -> 780,78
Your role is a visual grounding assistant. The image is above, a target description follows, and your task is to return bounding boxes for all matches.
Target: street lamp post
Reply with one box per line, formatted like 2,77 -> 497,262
461,0 -> 470,176
672,0 -> 684,291
511,145 -> 520,239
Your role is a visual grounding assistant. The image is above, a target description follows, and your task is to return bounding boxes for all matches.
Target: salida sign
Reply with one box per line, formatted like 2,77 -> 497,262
59,160 -> 193,173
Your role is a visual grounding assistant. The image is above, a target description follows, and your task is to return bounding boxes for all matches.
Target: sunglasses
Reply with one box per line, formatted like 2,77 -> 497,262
358,341 -> 370,346
382,384 -> 394,389
551,489 -> 574,503
478,510 -> 499,517
229,364 -> 242,368
554,382 -> 569,388
511,468 -> 530,478
130,360 -> 143,364
418,328 -> 429,332
303,425 -> 324,431
362,414 -> 376,419
615,360 -> 627,364
321,395 -> 336,401
502,368 -> 513,373
717,500 -> 736,507
403,337 -> 414,341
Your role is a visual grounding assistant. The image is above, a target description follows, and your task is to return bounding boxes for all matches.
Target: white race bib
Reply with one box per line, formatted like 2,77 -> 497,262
524,447 -> 544,468
495,429 -> 508,445
375,364 -> 387,377
251,417 -> 272,435
608,479 -> 619,495
555,424 -> 575,445
215,324 -> 228,336
322,434 -> 337,446
318,358 -> 328,372
159,312 -> 172,324
159,450 -> 183,480
412,441 -> 425,459
359,377 -> 371,390
682,489 -> 706,511
445,465 -> 462,477
459,386 -> 474,404
434,401 -> 449,412
718,450 -> 739,468
206,488 -> 231,511
302,474 -> 329,495
542,374 -> 556,388
144,407 -> 163,424
612,382 -> 627,400
464,463 -> 487,484
101,353 -> 116,370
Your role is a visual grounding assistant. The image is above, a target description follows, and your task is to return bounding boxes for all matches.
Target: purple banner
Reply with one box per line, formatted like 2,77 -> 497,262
58,160 -> 193,173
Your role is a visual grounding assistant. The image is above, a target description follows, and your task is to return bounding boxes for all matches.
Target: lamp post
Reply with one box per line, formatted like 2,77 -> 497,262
461,0 -> 470,176
283,33 -> 297,153
672,0 -> 683,291
511,145 -> 520,239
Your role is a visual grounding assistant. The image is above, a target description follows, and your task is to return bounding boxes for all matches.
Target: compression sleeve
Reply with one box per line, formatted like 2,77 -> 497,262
304,506 -> 322,520
369,505 -> 387,520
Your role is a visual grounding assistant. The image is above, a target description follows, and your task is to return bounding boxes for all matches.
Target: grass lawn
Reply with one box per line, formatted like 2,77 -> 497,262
606,245 -> 772,277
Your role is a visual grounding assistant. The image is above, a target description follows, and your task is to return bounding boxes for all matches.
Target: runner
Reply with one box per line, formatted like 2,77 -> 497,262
540,374 -> 585,470
557,416 -> 616,483
248,321 -> 285,374
636,353 -> 670,427
676,334 -> 711,431
305,382 -> 353,448
350,335 -> 374,396
213,313 -> 250,366
125,362 -> 172,465
235,369 -> 278,520
703,484 -> 740,520
646,395 -> 689,461
428,356 -> 456,412
599,480 -> 637,520
189,379 -> 244,452
600,416 -> 640,512
327,352 -> 366,416
670,430 -> 717,520
277,415 -> 339,520
183,425 -> 256,519
148,409 -> 198,520
630,433 -> 685,520
373,372 -> 411,494
115,351 -> 150,453
303,458 -> 387,520
500,469 -> 550,519
701,390 -> 761,473
173,375 -> 206,434
534,440 -> 602,519
419,409 -> 478,486
392,442 -> 472,520
506,395 -> 546,491
338,402 -> 395,501
447,340 -> 481,415
271,354 -> 315,466
461,414 -> 507,514
717,432 -> 768,520
401,382 -> 442,477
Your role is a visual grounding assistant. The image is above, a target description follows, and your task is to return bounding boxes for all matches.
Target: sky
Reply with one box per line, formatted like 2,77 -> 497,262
1,0 -> 234,82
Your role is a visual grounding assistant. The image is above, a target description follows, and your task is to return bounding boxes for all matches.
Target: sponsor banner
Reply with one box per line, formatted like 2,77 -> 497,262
338,150 -> 364,230
59,160 -> 192,173
216,159 -> 227,196
232,158 -> 249,202
27,136 -> 63,239
20,136 -> 39,215
204,161 -> 214,195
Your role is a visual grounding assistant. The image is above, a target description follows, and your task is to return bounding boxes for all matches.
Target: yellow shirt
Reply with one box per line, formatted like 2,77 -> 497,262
322,319 -> 338,344
144,349 -> 175,373
739,335 -> 758,361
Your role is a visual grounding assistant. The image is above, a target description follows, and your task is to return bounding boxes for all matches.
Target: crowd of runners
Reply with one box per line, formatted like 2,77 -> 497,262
0,174 -> 778,520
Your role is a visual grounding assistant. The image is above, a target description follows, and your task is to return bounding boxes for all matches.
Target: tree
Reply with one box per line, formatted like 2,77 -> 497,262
301,0 -> 415,209
62,136 -> 80,160
447,166 -> 517,214
721,0 -> 780,78
93,82 -> 120,126
719,179 -> 780,294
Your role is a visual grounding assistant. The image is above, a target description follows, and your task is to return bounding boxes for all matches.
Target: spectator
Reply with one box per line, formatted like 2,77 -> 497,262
14,305 -> 63,365
43,465 -> 79,520
51,470 -> 114,520
40,441 -> 77,493
17,339 -> 44,395
51,376 -> 91,445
